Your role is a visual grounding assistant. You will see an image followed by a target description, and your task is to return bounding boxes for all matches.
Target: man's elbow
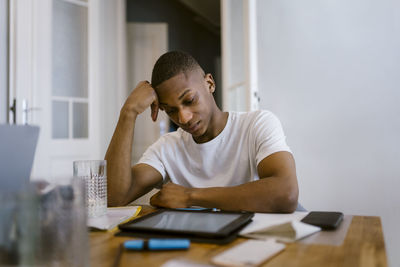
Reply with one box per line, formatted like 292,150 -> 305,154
108,198 -> 123,207
274,187 -> 299,213
107,192 -> 129,207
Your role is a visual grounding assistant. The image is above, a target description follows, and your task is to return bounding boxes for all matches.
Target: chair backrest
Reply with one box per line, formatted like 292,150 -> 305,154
296,203 -> 307,211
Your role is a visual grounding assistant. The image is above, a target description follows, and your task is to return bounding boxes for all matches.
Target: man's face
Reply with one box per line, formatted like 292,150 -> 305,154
155,70 -> 216,138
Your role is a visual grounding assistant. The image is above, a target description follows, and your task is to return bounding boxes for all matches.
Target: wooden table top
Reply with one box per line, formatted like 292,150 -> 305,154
89,206 -> 387,267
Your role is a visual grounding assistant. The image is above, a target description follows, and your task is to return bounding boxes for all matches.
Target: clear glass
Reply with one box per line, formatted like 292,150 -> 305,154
52,100 -> 69,139
35,178 -> 88,267
0,179 -> 88,266
0,191 -> 38,265
72,102 -> 88,138
73,160 -> 107,218
52,0 -> 88,98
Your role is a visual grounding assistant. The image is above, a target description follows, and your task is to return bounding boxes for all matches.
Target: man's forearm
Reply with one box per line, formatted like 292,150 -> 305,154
189,177 -> 298,213
105,109 -> 137,206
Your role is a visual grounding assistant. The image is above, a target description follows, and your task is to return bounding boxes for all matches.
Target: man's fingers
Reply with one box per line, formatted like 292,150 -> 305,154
150,191 -> 160,206
150,85 -> 159,122
151,102 -> 159,122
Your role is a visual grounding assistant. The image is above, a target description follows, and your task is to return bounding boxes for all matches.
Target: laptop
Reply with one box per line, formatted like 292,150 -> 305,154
0,124 -> 40,193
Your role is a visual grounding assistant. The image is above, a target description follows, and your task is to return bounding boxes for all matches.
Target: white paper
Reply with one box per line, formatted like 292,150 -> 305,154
290,220 -> 321,240
239,212 -> 320,242
87,206 -> 140,231
242,220 -> 321,242
212,239 -> 286,267
161,259 -> 214,267
240,211 -> 308,235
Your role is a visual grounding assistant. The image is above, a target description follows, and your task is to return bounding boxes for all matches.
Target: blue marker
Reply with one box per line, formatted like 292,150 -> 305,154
124,239 -> 190,251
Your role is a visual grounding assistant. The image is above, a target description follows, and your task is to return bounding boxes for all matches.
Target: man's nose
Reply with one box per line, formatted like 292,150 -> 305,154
178,108 -> 193,125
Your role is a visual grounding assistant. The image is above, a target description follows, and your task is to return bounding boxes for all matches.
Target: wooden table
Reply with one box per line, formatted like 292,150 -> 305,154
90,206 -> 387,267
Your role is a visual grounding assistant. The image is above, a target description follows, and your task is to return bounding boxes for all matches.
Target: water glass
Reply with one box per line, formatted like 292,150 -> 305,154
73,160 -> 107,218
0,179 -> 89,267
0,190 -> 38,265
36,178 -> 89,267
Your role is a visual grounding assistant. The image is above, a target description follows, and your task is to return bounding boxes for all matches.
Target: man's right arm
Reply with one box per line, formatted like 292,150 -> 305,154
105,81 -> 162,206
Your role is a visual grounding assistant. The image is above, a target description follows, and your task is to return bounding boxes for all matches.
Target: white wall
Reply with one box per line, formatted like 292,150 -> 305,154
257,0 -> 400,266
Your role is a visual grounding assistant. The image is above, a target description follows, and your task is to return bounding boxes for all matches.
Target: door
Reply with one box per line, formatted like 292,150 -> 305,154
221,0 -> 259,112
126,23 -> 169,204
0,0 -> 8,124
126,23 -> 169,164
9,0 -> 101,180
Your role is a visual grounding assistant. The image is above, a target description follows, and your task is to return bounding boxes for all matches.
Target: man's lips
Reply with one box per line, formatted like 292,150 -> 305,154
184,121 -> 200,132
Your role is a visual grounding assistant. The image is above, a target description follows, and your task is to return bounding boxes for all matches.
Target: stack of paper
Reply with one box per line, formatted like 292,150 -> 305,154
240,212 -> 321,242
212,239 -> 286,267
242,220 -> 320,242
88,206 -> 141,231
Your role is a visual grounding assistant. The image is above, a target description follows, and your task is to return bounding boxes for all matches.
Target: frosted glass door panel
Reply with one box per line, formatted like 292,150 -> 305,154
229,0 -> 245,86
223,0 -> 247,111
73,102 -> 88,138
52,0 -> 88,98
52,100 -> 69,139
228,84 -> 246,112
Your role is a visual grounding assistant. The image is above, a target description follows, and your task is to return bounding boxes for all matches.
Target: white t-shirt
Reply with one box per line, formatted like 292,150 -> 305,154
137,110 -> 291,188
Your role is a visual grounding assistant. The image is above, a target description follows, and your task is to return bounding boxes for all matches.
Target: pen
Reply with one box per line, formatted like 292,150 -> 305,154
124,239 -> 191,251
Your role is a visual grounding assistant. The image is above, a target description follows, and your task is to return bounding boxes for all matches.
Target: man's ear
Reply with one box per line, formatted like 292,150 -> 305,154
205,73 -> 215,93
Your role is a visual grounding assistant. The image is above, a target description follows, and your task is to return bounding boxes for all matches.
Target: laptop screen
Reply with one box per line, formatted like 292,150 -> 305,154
0,125 -> 39,192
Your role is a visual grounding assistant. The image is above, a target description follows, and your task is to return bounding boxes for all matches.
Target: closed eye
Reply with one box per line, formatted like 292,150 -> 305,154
184,95 -> 197,105
165,109 -> 177,115
185,98 -> 194,104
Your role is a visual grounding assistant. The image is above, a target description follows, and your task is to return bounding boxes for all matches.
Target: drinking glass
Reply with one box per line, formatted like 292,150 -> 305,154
0,178 -> 89,267
73,160 -> 107,218
36,178 -> 89,267
0,190 -> 38,265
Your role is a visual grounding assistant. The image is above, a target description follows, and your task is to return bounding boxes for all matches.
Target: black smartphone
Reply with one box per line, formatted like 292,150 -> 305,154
301,211 -> 344,230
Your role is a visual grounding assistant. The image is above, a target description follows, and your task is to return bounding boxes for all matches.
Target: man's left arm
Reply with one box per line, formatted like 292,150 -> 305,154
150,151 -> 298,213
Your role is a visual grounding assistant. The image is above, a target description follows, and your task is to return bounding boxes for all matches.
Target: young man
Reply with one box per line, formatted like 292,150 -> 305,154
105,51 -> 298,213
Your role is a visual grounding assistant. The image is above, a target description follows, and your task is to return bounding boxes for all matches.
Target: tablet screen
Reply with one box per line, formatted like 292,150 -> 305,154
128,211 -> 244,233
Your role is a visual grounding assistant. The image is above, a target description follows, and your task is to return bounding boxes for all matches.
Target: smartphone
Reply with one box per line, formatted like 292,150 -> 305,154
301,211 -> 344,230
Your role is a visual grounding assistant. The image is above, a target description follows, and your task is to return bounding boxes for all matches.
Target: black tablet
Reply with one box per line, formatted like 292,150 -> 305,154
118,209 -> 254,239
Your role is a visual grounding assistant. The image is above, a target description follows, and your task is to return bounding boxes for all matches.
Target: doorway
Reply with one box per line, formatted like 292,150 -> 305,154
126,0 -> 222,108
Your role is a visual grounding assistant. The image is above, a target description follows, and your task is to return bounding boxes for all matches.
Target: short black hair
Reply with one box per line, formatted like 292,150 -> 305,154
151,51 -> 204,88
